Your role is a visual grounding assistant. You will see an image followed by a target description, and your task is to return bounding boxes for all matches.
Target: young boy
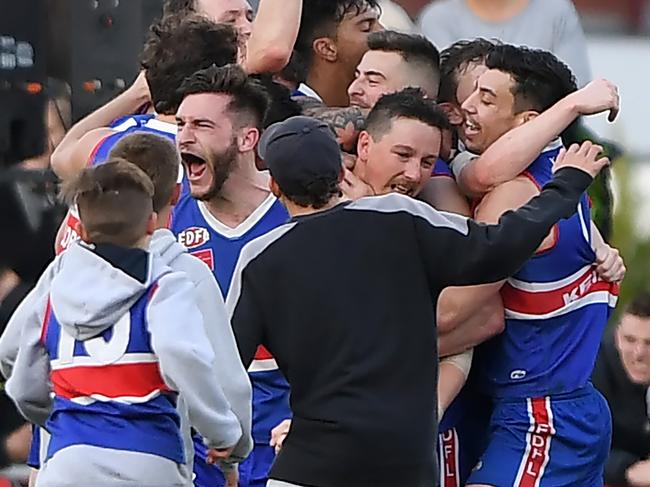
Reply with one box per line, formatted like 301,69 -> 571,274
6,160 -> 242,487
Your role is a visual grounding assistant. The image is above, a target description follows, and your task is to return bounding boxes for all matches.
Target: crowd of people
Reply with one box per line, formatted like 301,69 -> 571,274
0,0 -> 646,486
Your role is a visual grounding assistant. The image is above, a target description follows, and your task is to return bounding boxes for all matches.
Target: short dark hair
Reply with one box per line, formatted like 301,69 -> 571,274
365,87 -> 450,140
626,292 -> 650,319
367,30 -> 440,94
438,38 -> 495,104
253,75 -> 303,128
279,51 -> 308,87
109,133 -> 180,213
141,14 -> 238,115
285,179 -> 342,210
60,160 -> 154,247
295,0 -> 379,67
485,44 -> 578,114
179,64 -> 270,130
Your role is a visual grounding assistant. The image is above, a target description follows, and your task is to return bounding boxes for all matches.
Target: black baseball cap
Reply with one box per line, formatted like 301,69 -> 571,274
258,116 -> 342,195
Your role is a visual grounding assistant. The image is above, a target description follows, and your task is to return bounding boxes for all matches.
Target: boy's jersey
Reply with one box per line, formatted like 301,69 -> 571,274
41,284 -> 184,463
170,193 -> 292,444
55,115 -> 181,254
478,143 -> 619,399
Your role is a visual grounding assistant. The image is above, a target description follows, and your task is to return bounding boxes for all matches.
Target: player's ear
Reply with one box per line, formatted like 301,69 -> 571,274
146,212 -> 157,236
356,131 -> 371,167
518,110 -> 540,125
439,102 -> 463,126
269,177 -> 282,198
75,221 -> 91,244
313,37 -> 337,63
170,183 -> 181,206
239,127 -> 260,153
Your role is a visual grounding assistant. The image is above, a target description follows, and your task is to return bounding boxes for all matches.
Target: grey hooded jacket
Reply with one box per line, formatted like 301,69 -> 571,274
4,238 -> 244,463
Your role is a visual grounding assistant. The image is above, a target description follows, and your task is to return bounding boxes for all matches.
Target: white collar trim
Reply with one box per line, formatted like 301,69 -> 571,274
298,83 -> 323,102
197,193 -> 277,239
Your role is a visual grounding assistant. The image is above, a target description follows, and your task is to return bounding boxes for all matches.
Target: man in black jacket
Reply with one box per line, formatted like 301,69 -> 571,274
594,292 -> 650,487
227,114 -> 610,487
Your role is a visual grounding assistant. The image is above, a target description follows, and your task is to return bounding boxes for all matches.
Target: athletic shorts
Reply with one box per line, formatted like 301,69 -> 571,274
438,389 -> 491,487
194,444 -> 275,487
466,384 -> 611,487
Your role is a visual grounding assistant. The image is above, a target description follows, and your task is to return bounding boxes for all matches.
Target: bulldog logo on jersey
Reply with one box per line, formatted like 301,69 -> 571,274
178,227 -> 210,249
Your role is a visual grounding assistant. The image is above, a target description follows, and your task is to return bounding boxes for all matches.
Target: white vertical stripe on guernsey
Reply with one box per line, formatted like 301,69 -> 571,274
577,200 -> 591,245
514,398 -> 536,486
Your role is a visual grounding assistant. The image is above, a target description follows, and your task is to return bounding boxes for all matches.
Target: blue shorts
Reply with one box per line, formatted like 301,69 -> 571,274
193,444 -> 275,487
438,388 -> 491,486
467,385 -> 611,487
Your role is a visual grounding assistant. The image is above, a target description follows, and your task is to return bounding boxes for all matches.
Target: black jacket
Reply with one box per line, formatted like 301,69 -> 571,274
593,335 -> 650,486
230,168 -> 593,487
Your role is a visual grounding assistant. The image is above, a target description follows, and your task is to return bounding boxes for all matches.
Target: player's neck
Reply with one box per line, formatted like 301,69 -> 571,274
155,206 -> 173,230
284,195 -> 347,218
308,65 -> 352,107
204,156 -> 272,228
466,0 -> 530,22
155,114 -> 177,125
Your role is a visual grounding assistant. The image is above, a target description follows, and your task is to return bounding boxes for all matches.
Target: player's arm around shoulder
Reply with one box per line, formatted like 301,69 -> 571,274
474,176 -> 556,253
50,128 -> 114,180
146,271 -> 243,450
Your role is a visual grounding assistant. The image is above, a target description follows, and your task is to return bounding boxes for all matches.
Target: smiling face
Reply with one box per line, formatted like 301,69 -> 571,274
357,117 -> 441,196
348,50 -> 409,109
616,313 -> 650,385
460,68 -> 531,154
176,92 -> 239,200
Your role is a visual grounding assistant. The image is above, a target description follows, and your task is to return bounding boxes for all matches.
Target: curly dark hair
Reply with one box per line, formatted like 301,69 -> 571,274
366,87 -> 450,140
140,13 -> 238,114
438,38 -> 496,104
295,0 -> 380,67
178,64 -> 270,130
286,178 -> 342,210
485,44 -> 578,114
627,292 -> 650,319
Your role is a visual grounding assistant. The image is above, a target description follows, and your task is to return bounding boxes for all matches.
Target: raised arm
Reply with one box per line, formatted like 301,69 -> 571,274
457,79 -> 620,197
50,72 -> 151,180
244,0 -> 302,74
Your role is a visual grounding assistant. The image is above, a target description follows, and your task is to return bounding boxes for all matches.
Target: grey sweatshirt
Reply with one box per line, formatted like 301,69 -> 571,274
5,240 -> 243,460
149,229 -> 253,464
419,0 -> 592,88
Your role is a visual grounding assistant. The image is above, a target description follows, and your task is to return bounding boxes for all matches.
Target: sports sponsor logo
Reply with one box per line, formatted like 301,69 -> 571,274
514,397 -> 555,487
191,249 -> 214,270
178,227 -> 210,249
439,428 -> 460,487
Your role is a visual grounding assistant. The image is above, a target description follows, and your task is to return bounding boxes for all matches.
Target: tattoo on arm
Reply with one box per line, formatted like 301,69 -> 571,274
293,97 -> 367,152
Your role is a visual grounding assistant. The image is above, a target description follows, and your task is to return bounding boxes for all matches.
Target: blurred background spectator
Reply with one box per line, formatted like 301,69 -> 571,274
594,292 -> 650,487
418,0 -> 592,88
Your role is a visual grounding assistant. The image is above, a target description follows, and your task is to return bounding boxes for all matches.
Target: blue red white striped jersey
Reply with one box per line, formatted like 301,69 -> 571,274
41,285 -> 184,463
478,142 -> 619,398
170,193 -> 291,444
55,115 -> 183,254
